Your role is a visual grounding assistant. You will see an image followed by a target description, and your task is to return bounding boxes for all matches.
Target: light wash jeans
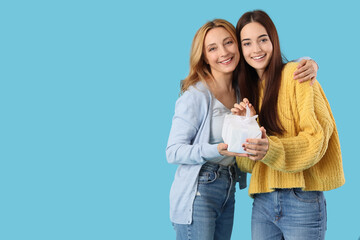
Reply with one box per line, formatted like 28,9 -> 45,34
251,188 -> 327,240
173,162 -> 236,240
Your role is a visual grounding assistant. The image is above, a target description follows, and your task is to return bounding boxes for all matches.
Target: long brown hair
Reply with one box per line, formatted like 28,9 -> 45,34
236,10 -> 285,135
181,19 -> 238,93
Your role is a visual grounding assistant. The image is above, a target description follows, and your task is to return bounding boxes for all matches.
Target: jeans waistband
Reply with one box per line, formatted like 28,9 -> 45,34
201,162 -> 236,176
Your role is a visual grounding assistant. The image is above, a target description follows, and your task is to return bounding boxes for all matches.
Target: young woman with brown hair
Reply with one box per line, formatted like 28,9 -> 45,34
233,10 -> 345,240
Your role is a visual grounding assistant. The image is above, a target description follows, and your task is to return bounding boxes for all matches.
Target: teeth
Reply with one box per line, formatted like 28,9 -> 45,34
220,58 -> 232,63
252,55 -> 265,60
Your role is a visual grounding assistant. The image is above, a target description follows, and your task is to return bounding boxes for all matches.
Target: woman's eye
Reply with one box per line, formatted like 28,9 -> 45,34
209,47 -> 216,52
243,42 -> 250,46
225,40 -> 233,45
260,38 -> 268,43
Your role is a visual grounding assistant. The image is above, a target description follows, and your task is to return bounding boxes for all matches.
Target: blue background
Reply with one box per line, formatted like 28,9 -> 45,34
1,0 -> 359,239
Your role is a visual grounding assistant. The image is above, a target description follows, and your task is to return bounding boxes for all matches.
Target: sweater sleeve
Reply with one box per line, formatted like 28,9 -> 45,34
236,156 -> 255,173
261,66 -> 334,173
166,90 -> 223,165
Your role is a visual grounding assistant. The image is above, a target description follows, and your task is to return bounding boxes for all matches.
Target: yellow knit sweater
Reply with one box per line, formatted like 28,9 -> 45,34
236,62 -> 345,196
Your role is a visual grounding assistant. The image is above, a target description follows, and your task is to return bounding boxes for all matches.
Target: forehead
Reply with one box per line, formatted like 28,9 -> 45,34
240,22 -> 267,38
204,27 -> 232,45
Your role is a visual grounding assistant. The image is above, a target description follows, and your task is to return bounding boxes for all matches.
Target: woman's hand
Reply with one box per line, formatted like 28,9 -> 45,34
231,98 -> 256,116
242,127 -> 269,161
217,143 -> 248,157
293,59 -> 318,85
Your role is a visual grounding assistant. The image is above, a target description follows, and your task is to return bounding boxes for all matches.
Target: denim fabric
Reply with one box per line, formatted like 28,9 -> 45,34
173,163 -> 236,240
251,188 -> 327,240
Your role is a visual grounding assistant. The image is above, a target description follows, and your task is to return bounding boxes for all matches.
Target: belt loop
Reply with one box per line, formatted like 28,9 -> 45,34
226,165 -> 232,178
216,164 -> 221,176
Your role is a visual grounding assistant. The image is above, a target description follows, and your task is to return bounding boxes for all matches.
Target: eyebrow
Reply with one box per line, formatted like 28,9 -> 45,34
241,34 -> 268,42
223,37 -> 232,42
258,34 -> 268,39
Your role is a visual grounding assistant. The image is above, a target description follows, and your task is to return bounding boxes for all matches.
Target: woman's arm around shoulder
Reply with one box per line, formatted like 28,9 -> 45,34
292,57 -> 318,84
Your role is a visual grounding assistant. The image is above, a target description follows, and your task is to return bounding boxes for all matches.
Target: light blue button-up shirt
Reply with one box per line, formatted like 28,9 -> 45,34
166,81 -> 247,224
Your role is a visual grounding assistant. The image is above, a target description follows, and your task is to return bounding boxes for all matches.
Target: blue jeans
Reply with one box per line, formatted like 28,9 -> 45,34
173,162 -> 236,240
251,188 -> 327,240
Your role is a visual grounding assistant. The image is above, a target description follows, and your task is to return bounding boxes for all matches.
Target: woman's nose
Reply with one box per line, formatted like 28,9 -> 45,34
219,46 -> 229,57
253,43 -> 261,53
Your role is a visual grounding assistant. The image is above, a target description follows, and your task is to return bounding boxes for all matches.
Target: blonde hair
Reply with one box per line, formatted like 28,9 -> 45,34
181,19 -> 238,93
